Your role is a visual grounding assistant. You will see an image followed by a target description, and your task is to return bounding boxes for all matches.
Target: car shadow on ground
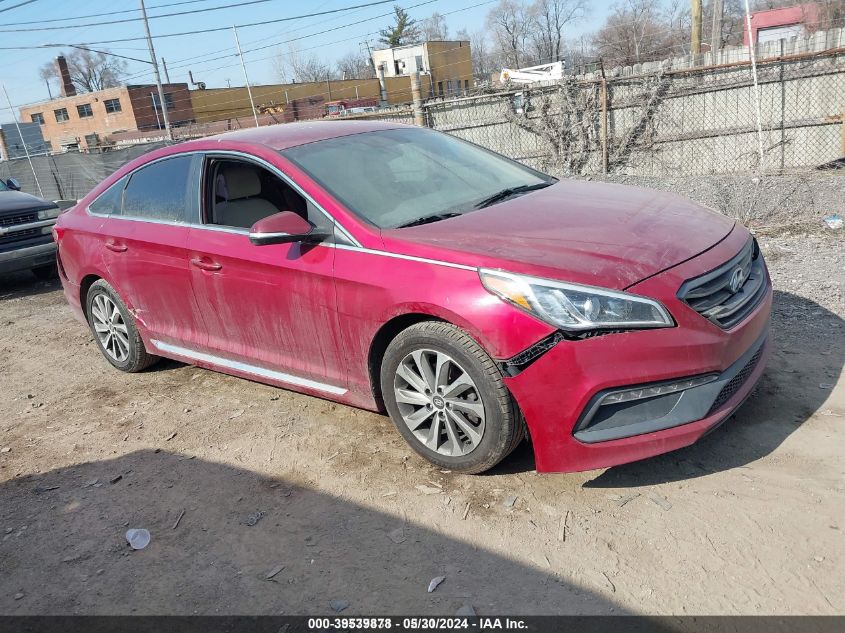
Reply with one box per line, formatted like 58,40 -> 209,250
0,271 -> 60,301
0,451 -> 640,616
491,291 -> 843,484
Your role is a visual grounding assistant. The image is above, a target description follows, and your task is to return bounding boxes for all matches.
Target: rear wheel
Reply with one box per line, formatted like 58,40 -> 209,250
380,322 -> 525,474
86,279 -> 158,373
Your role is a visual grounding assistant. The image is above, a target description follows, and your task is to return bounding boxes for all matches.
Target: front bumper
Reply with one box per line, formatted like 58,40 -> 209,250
505,228 -> 773,473
0,241 -> 56,275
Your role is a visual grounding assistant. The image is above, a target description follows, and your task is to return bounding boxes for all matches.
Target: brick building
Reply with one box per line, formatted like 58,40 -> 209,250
371,40 -> 474,97
19,56 -> 194,153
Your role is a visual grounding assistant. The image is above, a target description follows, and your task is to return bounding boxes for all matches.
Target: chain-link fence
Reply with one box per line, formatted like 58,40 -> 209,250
422,47 -> 845,179
0,142 -> 172,202
2,33 -> 843,224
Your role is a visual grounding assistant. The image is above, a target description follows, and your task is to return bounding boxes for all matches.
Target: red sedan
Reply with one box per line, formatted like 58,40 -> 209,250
53,121 -> 771,474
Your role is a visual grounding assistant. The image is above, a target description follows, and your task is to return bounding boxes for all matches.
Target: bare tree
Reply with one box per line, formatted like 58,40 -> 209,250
486,0 -> 534,68
528,0 -> 587,64
457,27 -> 498,82
591,0 -> 672,66
378,5 -> 421,47
275,44 -> 332,84
39,49 -> 127,94
336,51 -> 375,80
421,12 -> 450,40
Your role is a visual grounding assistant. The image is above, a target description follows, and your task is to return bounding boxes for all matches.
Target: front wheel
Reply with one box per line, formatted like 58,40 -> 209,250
380,322 -> 525,474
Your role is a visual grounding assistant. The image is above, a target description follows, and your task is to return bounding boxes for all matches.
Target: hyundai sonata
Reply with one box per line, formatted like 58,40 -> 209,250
53,121 -> 771,473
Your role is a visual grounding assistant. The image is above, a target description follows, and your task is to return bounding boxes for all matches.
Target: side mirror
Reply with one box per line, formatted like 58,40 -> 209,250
248,211 -> 328,246
6,178 -> 21,191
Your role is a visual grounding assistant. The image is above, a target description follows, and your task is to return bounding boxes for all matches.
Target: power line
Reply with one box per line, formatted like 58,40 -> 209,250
115,0 -> 369,82
112,0 -> 448,90
0,0 -> 226,27
0,0 -> 344,33
0,0 -> 399,39
76,0 -> 409,46
138,0 -> 441,76
12,7 -> 486,114
0,0 -> 38,14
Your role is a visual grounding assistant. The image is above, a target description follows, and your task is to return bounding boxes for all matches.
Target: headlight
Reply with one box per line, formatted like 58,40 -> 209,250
37,207 -> 60,220
479,269 -> 673,332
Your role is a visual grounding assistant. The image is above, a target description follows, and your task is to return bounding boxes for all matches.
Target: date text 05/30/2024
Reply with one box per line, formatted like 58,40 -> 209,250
307,618 -> 528,630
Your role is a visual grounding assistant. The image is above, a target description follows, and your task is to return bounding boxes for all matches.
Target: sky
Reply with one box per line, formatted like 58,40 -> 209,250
0,0 -> 616,114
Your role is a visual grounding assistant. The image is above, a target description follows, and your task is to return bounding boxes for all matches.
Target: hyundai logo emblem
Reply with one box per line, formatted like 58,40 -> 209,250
729,267 -> 746,293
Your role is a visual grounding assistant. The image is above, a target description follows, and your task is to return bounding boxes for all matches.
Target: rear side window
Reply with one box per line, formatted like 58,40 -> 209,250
88,177 -> 127,215
122,155 -> 195,222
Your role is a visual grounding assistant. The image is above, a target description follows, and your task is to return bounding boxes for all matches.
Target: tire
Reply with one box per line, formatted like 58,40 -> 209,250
380,321 -> 526,474
31,264 -> 58,281
85,279 -> 158,373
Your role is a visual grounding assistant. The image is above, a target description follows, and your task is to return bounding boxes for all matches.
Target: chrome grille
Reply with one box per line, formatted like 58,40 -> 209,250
0,212 -> 38,227
0,212 -> 41,247
678,238 -> 767,329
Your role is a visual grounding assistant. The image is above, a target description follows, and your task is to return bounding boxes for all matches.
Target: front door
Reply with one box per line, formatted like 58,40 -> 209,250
186,154 -> 346,394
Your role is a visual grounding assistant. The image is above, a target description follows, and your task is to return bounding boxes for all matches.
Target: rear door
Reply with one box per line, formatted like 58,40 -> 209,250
185,153 -> 346,394
97,154 -> 208,350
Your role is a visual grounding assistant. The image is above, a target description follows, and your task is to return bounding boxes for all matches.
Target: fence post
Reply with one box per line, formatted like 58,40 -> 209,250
600,63 -> 609,175
377,65 -> 388,107
411,71 -> 426,127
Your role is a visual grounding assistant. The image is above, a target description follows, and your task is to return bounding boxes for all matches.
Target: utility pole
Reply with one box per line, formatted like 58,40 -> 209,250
710,0 -> 724,54
411,71 -> 424,127
743,0 -> 766,171
232,25 -> 259,128
2,85 -> 44,198
691,0 -> 703,57
139,0 -> 171,139
161,57 -> 171,83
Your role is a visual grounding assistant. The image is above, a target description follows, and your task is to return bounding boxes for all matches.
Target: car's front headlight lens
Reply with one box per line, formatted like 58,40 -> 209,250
37,207 -> 60,220
479,269 -> 673,332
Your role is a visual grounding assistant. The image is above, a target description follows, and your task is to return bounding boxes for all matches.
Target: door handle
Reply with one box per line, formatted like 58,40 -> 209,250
104,240 -> 127,253
190,257 -> 222,272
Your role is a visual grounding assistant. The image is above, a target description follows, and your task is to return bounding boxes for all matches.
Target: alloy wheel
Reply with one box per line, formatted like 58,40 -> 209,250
393,349 -> 486,457
90,293 -> 130,363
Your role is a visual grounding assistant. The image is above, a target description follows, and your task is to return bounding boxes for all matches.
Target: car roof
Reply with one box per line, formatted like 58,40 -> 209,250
183,120 -> 409,152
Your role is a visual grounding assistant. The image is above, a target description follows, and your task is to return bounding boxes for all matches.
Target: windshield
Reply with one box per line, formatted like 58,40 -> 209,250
0,180 -> 7,192
282,127 -> 554,229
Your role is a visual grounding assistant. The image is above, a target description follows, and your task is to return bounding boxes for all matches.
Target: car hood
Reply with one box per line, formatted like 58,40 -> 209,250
380,180 -> 736,289
0,190 -> 57,215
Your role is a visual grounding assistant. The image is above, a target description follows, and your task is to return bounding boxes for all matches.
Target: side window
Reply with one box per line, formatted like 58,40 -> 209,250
88,176 -> 127,215
206,158 -> 327,232
122,155 -> 194,222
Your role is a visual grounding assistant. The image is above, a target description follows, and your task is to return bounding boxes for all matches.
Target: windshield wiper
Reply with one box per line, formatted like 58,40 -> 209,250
395,212 -> 463,228
474,181 -> 554,209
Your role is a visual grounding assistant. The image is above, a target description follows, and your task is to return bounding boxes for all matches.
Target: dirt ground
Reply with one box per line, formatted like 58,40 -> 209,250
0,231 -> 842,616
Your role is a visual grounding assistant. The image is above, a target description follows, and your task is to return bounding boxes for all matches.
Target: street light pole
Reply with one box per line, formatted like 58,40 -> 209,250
139,0 -> 171,139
